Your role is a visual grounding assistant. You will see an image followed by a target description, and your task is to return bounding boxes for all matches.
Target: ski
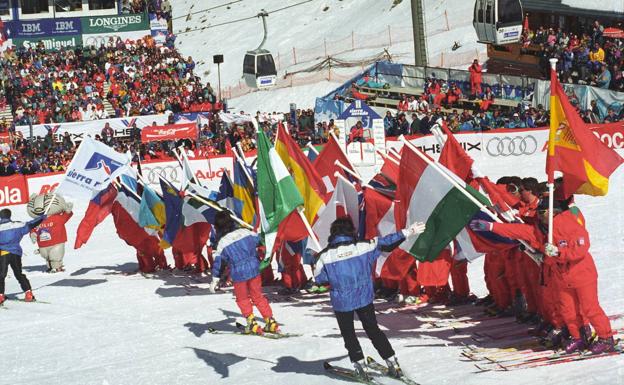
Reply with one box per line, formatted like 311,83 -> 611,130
234,322 -> 301,339
366,356 -> 421,385
323,361 -> 382,385
484,347 -> 623,371
14,298 -> 51,304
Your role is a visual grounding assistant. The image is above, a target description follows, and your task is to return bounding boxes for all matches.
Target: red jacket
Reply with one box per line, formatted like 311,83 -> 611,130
469,64 -> 482,83
31,212 -> 73,247
491,210 -> 596,288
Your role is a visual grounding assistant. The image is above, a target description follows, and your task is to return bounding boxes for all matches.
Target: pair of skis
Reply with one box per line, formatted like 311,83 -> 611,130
324,356 -> 419,385
207,322 -> 301,339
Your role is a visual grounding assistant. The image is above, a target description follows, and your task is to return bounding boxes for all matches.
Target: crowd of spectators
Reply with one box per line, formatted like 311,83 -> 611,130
521,19 -> 623,91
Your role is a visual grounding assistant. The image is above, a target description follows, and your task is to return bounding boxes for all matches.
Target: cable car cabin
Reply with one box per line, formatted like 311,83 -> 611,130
473,0 -> 523,45
243,50 -> 277,89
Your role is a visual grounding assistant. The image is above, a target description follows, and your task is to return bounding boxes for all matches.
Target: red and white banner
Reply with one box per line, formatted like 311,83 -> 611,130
141,123 -> 197,142
590,121 -> 624,150
0,174 -> 29,206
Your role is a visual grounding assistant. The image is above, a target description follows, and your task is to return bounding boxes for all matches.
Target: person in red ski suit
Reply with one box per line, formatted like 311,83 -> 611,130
470,200 -> 615,354
468,59 -> 482,96
209,211 -> 278,335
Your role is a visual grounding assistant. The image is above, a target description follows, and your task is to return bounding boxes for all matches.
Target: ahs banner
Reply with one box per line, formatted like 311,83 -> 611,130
141,122 -> 197,142
55,137 -> 130,199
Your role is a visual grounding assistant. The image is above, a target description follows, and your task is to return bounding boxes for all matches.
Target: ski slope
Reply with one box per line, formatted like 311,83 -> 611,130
2,151 -> 623,385
171,0 -> 485,112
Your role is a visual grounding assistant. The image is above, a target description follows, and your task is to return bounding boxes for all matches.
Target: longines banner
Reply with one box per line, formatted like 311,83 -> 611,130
81,14 -> 149,34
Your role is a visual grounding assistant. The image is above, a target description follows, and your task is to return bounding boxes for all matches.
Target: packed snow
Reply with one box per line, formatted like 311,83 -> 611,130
1,149 -> 623,385
171,0 -> 485,112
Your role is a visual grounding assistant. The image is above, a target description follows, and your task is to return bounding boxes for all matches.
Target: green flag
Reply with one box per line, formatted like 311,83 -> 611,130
256,129 -> 304,234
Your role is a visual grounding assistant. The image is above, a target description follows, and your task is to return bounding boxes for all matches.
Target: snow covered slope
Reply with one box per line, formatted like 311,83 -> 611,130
1,151 -> 623,385
171,0 -> 485,112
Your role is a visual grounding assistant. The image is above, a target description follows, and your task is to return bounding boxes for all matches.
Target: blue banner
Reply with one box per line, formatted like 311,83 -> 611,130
5,17 -> 82,39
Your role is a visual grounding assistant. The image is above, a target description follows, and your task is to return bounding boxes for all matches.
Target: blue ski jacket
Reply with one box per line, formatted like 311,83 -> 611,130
0,216 -> 46,257
314,231 -> 406,312
212,228 -> 261,283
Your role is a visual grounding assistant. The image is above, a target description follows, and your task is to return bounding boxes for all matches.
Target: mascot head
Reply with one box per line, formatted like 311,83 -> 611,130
27,193 -> 68,218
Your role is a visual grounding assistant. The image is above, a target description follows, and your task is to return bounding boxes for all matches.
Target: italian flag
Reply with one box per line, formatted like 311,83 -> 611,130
396,143 -> 490,262
256,129 -> 306,253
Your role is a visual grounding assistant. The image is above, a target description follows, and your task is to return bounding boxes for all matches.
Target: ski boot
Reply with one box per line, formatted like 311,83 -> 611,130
544,327 -> 569,349
589,337 -> 616,354
404,296 -> 418,305
263,317 -> 280,333
352,359 -> 370,381
564,337 -> 586,354
385,356 -> 403,378
24,290 -> 35,302
580,325 -> 595,346
0,294 -> 5,306
244,315 -> 263,335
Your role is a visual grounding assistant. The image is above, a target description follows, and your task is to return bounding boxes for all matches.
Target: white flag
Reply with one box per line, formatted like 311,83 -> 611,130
55,137 -> 130,199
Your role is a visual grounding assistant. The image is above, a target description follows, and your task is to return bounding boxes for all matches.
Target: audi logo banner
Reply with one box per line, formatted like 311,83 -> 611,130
486,135 -> 539,157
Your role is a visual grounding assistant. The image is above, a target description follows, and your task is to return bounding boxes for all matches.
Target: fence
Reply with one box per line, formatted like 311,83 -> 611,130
375,63 -> 540,102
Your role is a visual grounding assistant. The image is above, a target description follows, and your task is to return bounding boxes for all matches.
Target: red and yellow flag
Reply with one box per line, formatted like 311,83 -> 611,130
546,69 -> 624,198
275,122 -> 327,223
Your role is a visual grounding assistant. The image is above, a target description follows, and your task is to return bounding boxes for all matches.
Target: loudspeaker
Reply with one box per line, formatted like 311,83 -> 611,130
213,54 -> 223,64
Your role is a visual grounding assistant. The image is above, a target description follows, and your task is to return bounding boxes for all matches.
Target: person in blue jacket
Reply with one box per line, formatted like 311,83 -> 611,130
209,211 -> 278,335
314,217 -> 425,380
0,208 -> 46,305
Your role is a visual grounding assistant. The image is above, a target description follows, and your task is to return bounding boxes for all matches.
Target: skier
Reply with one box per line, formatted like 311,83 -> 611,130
0,209 -> 46,305
314,216 -> 426,379
470,199 -> 616,354
208,211 -> 278,334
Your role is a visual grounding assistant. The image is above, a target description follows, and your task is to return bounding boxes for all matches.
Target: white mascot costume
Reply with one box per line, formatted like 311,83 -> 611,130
27,193 -> 73,273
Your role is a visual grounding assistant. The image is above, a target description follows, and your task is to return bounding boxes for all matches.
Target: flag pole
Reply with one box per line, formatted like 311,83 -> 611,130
376,149 -> 400,166
334,160 -> 363,181
297,207 -> 322,251
547,58 -> 558,245
306,142 -> 319,155
330,131 -> 361,178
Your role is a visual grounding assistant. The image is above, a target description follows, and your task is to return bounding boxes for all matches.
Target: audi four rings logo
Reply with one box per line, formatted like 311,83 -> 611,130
486,136 -> 538,156
145,166 -> 179,184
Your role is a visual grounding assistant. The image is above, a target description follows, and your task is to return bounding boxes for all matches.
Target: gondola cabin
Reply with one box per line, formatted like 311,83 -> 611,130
473,0 -> 524,45
243,49 -> 277,89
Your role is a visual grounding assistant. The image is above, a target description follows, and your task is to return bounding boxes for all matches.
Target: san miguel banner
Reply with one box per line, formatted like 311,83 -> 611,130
141,123 -> 197,142
6,17 -> 83,51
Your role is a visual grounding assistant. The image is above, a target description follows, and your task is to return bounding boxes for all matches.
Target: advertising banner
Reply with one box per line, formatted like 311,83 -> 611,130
81,14 -> 149,34
81,30 -> 151,48
141,123 -> 197,142
15,113 -> 171,142
149,13 -> 168,31
0,174 -> 29,206
589,121 -> 624,150
12,35 -> 82,50
5,17 -> 81,38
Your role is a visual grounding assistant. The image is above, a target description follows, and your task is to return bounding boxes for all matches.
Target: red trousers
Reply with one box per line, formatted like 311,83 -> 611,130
517,251 -> 541,314
136,238 -> 168,273
450,260 -> 470,297
485,252 -> 512,309
398,268 -> 420,296
233,275 -> 273,319
281,263 -> 307,289
417,250 -> 452,287
558,280 -> 612,339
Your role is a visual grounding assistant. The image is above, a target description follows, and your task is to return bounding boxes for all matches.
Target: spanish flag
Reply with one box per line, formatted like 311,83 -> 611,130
275,122 -> 327,223
546,68 -> 623,198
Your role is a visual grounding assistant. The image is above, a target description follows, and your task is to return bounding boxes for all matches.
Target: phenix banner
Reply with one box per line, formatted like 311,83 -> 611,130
140,123 -> 198,142
55,137 -> 130,199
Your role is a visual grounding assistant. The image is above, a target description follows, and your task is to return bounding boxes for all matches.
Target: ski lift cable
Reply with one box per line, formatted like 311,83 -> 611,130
171,0 -> 244,21
175,0 -> 315,36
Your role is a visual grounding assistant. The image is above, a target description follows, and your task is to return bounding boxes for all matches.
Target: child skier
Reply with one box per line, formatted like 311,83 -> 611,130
314,216 -> 426,379
0,209 -> 46,305
209,211 -> 278,334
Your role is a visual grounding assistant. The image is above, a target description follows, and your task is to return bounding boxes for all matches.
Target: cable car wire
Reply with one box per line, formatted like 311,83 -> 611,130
175,0 -> 315,36
171,0 -> 244,21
